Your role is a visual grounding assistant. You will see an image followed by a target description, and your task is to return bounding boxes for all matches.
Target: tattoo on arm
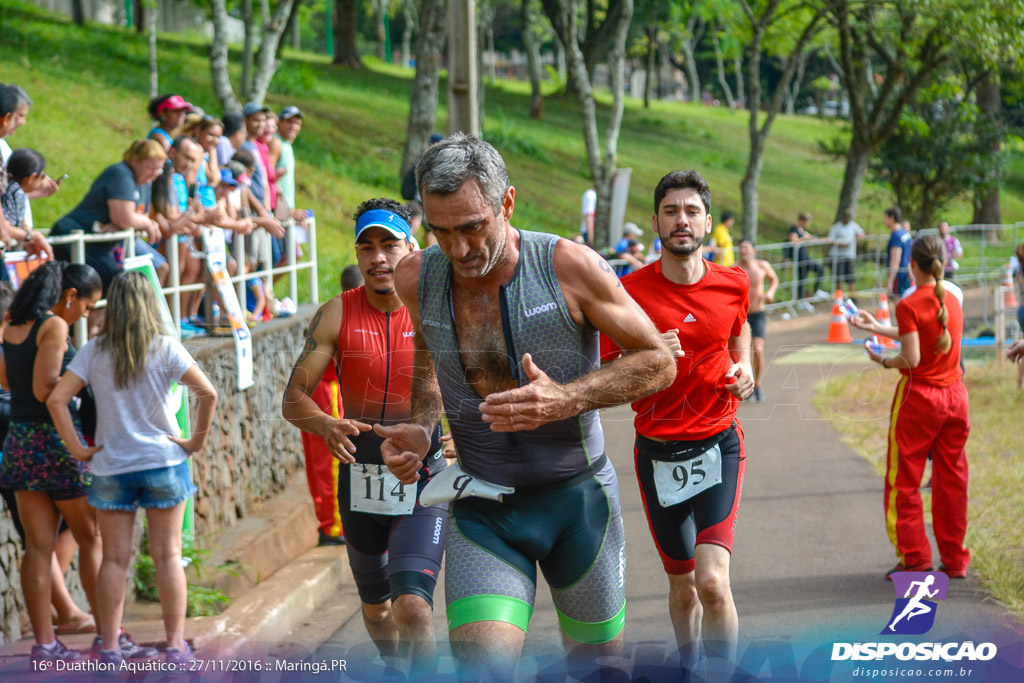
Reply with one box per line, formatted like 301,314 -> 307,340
295,310 -> 322,365
595,255 -> 623,287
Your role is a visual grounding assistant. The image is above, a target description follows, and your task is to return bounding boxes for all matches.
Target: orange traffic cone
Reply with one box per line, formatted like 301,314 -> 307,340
875,292 -> 896,348
1003,263 -> 1018,309
826,289 -> 853,343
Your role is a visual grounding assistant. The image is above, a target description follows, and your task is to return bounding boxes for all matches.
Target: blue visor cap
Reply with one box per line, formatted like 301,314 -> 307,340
355,209 -> 412,242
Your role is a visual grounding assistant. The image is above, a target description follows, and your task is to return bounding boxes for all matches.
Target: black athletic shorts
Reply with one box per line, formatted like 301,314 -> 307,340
834,257 -> 856,285
634,423 -> 745,575
339,446 -> 449,606
748,311 -> 766,340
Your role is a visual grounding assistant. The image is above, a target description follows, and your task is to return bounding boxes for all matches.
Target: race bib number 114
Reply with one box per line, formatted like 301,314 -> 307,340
350,464 -> 415,516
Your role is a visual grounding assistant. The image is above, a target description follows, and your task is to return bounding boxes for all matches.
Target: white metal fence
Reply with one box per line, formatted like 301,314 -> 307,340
46,221 -> 319,349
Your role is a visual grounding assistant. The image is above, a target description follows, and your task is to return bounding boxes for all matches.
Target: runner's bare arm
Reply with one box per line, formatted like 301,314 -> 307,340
726,321 -> 755,399
376,251 -> 442,483
281,297 -> 370,462
762,260 -> 779,302
480,240 -> 675,431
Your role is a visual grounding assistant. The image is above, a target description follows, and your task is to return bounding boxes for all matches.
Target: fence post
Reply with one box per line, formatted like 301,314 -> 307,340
70,231 -> 88,349
308,216 -> 319,304
167,237 -> 182,338
286,220 -> 298,304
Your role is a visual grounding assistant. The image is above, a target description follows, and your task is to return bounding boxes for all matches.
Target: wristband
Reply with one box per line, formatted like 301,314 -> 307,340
881,357 -> 889,369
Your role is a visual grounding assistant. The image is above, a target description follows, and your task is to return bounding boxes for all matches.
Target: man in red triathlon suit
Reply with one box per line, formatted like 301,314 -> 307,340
282,199 -> 448,676
601,170 -> 753,670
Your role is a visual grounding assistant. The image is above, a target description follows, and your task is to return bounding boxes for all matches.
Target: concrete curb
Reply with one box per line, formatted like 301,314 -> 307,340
198,546 -> 356,656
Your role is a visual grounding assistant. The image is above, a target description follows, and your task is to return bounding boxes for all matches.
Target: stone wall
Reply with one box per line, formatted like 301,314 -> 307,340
0,307 -> 314,644
184,308 -> 312,537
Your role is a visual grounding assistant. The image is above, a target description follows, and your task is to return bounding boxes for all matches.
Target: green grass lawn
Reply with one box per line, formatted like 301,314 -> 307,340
814,363 -> 1024,620
2,1 -> 1022,302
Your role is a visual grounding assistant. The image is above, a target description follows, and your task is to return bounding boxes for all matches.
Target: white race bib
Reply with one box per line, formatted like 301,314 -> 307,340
419,461 -> 515,507
651,443 -> 723,508
349,463 -> 415,516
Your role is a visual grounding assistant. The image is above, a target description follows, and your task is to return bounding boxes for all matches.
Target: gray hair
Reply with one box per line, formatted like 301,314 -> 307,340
416,133 -> 510,214
8,85 -> 32,109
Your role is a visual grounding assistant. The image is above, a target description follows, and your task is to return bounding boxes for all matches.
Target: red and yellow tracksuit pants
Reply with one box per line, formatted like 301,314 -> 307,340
885,376 -> 970,572
301,363 -> 344,539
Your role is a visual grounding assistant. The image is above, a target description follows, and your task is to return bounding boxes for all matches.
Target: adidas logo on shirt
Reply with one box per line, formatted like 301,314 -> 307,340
683,313 -> 697,323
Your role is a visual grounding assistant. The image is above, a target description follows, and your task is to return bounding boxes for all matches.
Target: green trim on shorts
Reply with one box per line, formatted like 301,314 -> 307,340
555,603 -> 626,645
447,595 -> 533,633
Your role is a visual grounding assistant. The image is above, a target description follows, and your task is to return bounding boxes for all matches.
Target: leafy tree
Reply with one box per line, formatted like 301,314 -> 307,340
399,0 -> 447,176
824,0 -> 1024,222
869,81 -> 1006,230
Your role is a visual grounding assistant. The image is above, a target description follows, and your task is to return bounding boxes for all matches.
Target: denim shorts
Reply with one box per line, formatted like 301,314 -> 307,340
88,460 -> 196,511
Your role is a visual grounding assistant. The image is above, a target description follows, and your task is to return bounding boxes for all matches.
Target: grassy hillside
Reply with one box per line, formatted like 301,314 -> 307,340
2,1 -> 1021,301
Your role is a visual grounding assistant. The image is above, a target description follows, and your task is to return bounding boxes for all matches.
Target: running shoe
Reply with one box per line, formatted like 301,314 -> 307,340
939,564 -> 967,579
97,649 -> 125,666
30,640 -> 82,665
318,530 -> 346,546
885,562 -> 933,579
164,642 -> 198,667
754,386 -> 766,402
798,300 -> 816,313
813,289 -> 831,301
91,629 -> 159,660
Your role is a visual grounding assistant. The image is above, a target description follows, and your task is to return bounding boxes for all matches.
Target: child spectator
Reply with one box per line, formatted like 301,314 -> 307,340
47,270 -> 217,666
1,149 -> 53,281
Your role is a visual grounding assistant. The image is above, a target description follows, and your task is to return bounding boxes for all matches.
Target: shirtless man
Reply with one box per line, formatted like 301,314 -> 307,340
736,239 -> 777,402
374,134 -> 675,679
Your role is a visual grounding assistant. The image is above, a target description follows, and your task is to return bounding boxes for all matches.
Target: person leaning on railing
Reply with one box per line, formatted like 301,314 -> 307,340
50,140 -> 166,294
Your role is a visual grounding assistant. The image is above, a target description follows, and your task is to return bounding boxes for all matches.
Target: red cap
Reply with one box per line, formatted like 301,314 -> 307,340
157,95 -> 193,113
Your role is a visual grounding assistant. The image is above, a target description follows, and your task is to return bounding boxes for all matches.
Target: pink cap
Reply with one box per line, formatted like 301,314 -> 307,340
157,95 -> 193,113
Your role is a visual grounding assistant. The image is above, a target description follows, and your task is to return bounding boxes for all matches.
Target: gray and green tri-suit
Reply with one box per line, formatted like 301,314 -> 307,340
417,230 -> 626,644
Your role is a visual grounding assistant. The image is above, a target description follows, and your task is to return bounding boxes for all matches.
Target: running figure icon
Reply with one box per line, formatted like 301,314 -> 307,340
888,575 -> 939,632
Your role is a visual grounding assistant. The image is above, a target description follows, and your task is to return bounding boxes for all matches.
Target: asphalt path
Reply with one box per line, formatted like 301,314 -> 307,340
322,321 -> 1023,680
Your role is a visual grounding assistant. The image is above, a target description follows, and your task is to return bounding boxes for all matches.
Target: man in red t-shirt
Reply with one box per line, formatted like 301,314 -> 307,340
601,170 -> 753,669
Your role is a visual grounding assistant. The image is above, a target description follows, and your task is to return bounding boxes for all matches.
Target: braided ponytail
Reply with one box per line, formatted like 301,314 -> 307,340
911,234 -> 952,355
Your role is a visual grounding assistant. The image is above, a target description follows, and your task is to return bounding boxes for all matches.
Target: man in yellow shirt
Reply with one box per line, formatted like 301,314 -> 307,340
708,210 -> 736,266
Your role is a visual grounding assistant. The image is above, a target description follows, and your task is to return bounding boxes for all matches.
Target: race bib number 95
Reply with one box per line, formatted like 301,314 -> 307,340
651,443 -> 723,508
350,464 -> 415,516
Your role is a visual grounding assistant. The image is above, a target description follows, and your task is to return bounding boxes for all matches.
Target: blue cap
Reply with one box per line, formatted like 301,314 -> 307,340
355,209 -> 412,242
429,133 -> 444,144
280,105 -> 303,120
242,102 -> 271,118
219,168 -> 239,187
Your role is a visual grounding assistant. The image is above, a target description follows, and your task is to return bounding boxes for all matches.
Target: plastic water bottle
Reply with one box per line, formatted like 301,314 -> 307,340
841,298 -> 859,318
866,335 -> 884,357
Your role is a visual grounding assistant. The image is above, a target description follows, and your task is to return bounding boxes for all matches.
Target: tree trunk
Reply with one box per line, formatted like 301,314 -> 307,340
373,0 -> 387,61
555,38 -> 566,84
522,0 -> 544,118
134,0 -> 144,33
70,0 -> 85,25
401,0 -> 416,67
260,0 -> 270,28
785,50 -> 808,115
542,0 -> 632,249
148,0 -> 159,98
333,0 -> 363,67
400,0 -> 447,177
835,142 -> 871,222
712,31 -> 735,109
249,0 -> 298,105
277,0 -> 301,60
732,48 -> 744,109
241,0 -> 255,100
681,36 -> 700,102
643,23 -> 656,108
209,0 -> 242,114
973,72 -> 1002,225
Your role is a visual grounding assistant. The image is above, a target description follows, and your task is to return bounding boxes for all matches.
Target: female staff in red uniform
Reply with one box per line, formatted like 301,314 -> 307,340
852,234 -> 970,579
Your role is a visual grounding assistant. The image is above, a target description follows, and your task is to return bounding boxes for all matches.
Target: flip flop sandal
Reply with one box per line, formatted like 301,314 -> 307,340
55,614 -> 97,635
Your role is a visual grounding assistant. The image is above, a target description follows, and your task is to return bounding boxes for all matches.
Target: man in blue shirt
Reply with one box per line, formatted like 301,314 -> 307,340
885,206 -> 912,298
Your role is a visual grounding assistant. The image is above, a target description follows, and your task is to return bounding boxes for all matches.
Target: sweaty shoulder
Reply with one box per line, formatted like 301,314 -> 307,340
394,249 -> 425,313
553,237 -> 618,288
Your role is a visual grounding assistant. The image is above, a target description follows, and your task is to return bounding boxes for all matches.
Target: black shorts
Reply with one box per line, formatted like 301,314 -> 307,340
834,257 -> 856,285
634,423 -> 745,575
339,449 -> 449,606
748,311 -> 766,340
